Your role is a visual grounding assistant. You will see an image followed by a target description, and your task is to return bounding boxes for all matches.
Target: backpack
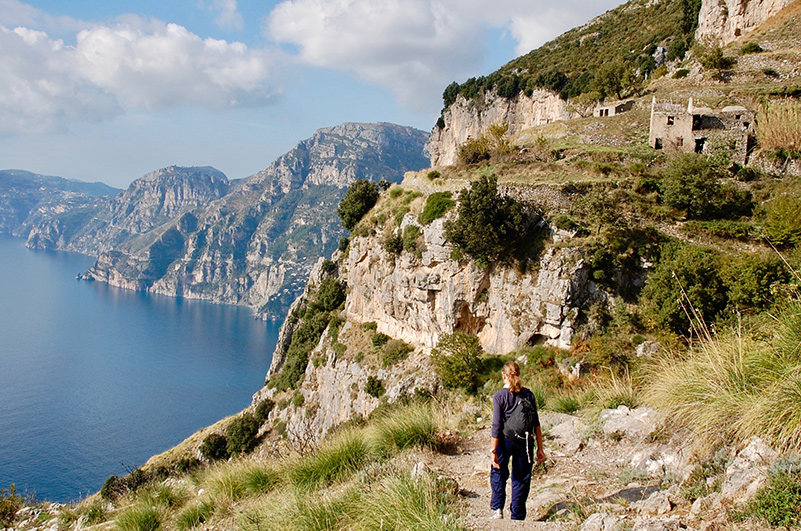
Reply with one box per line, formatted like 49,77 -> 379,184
502,395 -> 538,462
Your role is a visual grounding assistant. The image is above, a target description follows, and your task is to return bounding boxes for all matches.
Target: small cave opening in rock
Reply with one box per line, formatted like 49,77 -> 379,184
527,334 -> 547,346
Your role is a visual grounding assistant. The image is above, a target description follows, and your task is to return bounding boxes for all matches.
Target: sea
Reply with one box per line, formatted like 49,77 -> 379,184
0,234 -> 280,502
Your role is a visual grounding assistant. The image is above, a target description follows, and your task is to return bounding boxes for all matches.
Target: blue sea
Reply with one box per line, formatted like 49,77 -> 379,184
0,235 -> 280,502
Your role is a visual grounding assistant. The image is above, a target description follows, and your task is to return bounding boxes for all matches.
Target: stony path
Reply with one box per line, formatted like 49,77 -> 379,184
411,408 -> 773,530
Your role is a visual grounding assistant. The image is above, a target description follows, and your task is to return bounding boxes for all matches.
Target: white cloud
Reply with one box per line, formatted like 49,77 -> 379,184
200,0 -> 244,31
0,17 -> 277,135
266,0 -> 620,108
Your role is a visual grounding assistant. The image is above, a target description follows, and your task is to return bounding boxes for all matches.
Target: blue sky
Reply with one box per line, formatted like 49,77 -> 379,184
0,0 -> 620,188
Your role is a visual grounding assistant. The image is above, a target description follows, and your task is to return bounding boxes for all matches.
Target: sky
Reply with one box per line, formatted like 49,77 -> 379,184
0,0 -> 621,188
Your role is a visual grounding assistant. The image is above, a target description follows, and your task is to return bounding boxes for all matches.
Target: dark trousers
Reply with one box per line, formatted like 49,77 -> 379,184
490,437 -> 533,520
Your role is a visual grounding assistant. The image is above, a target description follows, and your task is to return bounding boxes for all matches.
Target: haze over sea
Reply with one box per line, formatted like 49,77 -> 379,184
0,235 -> 279,502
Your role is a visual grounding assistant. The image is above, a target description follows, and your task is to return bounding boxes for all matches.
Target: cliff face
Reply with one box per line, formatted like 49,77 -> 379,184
82,123 -> 429,319
427,90 -> 573,167
21,166 -> 229,254
255,178 -> 601,442
696,0 -> 794,45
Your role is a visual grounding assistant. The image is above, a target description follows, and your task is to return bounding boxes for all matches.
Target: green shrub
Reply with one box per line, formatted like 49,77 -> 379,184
551,394 -> 581,414
432,332 -> 486,394
365,376 -> 385,398
673,68 -> 690,79
312,277 -> 345,313
338,237 -> 349,252
338,179 -> 379,231
723,253 -> 792,312
426,170 -> 441,180
292,393 -> 305,408
457,136 -> 492,164
402,224 -> 422,254
361,321 -> 377,331
419,192 -> 455,225
641,243 -> 727,335
0,485 -> 23,528
445,174 -> 533,266
200,433 -> 231,461
660,153 -> 752,219
254,399 -> 275,424
382,339 -> 413,367
682,220 -> 754,240
762,195 -> 801,247
739,41 -> 763,55
383,234 -> 403,255
371,332 -> 390,348
750,469 -> 801,527
226,413 -> 260,456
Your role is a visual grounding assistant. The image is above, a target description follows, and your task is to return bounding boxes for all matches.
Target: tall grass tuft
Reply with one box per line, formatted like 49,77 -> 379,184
288,429 -> 370,489
237,489 -> 355,531
201,460 -> 281,506
369,403 -> 436,457
176,500 -> 214,530
756,101 -> 801,158
646,303 -> 801,451
351,474 -> 463,531
115,504 -> 163,531
591,368 -> 640,410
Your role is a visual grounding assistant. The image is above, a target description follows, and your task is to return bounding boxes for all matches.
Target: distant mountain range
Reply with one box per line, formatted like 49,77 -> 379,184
0,122 -> 429,319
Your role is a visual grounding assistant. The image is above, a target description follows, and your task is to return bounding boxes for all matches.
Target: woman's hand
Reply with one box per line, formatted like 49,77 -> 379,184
491,451 -> 500,469
536,447 -> 546,464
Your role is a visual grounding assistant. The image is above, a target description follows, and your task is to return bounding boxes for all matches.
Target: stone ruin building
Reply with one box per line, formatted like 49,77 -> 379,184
649,97 -> 756,164
593,100 -> 634,117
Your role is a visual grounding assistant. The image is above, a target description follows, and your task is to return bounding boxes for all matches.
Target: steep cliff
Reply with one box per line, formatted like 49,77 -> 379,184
427,90 -> 573,167
254,177 -> 602,442
82,123 -> 429,319
22,166 -> 229,254
695,0 -> 795,45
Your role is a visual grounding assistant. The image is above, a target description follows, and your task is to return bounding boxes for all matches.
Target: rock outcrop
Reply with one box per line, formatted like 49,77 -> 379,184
256,177 -> 604,442
427,90 -> 573,167
696,0 -> 795,45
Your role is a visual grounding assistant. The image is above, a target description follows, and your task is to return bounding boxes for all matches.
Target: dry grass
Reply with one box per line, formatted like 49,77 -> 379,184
645,303 -> 801,452
756,100 -> 801,155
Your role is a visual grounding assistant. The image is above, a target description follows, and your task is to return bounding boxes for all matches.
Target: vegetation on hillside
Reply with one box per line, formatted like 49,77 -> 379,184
439,0 -> 701,113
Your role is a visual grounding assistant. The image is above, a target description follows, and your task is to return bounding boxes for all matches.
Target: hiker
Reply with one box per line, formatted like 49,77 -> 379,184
490,361 -> 546,520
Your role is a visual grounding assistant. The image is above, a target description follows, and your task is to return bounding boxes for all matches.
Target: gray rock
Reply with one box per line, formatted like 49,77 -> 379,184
581,513 -> 623,531
549,416 -> 588,456
632,490 -> 672,516
600,406 -> 661,441
721,437 -> 777,503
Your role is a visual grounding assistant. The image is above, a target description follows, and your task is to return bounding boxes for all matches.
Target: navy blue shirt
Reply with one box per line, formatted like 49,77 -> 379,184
491,387 -> 539,439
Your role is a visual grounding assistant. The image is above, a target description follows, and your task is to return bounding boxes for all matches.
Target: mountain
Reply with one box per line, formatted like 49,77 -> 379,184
0,170 -> 121,234
21,166 -> 229,254
81,123 -> 429,319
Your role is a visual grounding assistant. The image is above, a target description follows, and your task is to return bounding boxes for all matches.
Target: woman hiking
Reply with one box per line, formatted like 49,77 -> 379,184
489,361 -> 546,520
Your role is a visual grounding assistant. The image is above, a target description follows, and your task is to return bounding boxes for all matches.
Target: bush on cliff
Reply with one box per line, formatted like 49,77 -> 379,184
445,174 -> 530,267
200,433 -> 230,461
419,192 -> 455,225
226,413 -> 260,456
338,179 -> 379,231
432,332 -> 486,394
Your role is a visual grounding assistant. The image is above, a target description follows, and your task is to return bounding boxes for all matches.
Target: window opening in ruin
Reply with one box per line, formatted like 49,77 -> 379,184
695,138 -> 706,153
667,116 -> 674,125
654,138 -> 663,150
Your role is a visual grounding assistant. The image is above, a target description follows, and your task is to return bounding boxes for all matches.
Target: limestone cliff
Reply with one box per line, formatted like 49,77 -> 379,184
82,123 -> 429,319
427,90 -> 573,167
254,178 -> 602,442
22,166 -> 229,254
696,0 -> 795,45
